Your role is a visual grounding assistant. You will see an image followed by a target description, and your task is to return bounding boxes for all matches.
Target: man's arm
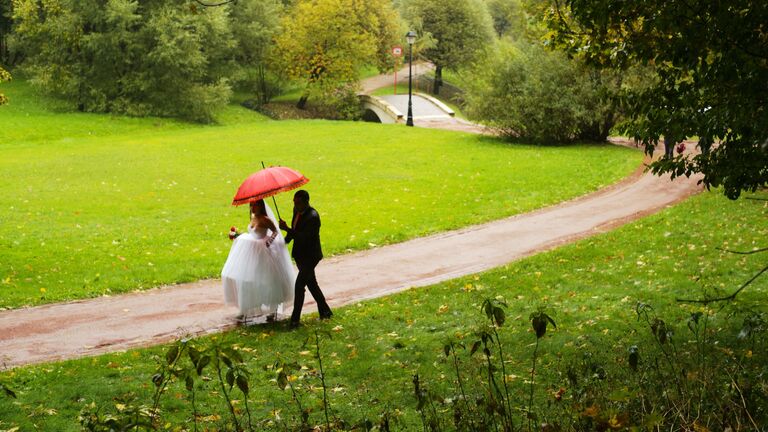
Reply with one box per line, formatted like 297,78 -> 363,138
279,218 -> 294,244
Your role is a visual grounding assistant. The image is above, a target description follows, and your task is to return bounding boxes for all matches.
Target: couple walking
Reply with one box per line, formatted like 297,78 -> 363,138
221,190 -> 332,328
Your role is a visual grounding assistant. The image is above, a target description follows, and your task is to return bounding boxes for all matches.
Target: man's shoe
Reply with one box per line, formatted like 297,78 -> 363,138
288,321 -> 301,330
319,311 -> 333,320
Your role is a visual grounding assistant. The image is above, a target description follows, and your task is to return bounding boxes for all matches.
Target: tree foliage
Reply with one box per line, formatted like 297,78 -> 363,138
404,0 -> 494,95
10,0 -> 279,122
484,0 -> 529,38
274,0 -> 400,110
228,0 -> 283,104
0,65 -> 9,106
547,0 -> 768,199
464,0 -> 639,143
466,40 -> 624,143
0,0 -> 12,64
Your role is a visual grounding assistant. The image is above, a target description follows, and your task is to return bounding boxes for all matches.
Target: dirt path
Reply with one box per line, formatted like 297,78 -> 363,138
0,147 -> 702,367
360,62 -> 435,94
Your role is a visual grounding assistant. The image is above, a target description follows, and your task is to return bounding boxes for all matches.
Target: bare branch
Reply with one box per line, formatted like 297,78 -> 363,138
193,0 -> 237,7
677,264 -> 768,304
715,246 -> 768,255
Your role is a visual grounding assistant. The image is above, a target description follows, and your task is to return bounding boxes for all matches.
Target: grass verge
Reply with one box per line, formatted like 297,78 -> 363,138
0,189 -> 765,430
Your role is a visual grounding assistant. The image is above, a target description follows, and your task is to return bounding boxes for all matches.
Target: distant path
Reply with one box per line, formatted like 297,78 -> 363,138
360,62 -> 435,94
0,147 -> 702,367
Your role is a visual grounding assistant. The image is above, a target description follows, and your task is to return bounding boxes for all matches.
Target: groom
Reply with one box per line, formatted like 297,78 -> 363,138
279,190 -> 333,328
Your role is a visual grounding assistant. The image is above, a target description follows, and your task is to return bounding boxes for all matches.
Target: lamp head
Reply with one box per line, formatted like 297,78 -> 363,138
405,30 -> 417,45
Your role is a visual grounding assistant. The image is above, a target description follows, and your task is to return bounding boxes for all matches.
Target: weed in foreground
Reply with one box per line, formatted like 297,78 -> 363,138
68,299 -> 768,431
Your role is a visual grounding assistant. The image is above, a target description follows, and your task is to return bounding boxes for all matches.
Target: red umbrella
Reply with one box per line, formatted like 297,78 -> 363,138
232,166 -> 309,206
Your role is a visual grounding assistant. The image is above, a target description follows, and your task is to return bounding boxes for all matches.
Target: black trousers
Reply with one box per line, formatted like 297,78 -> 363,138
291,258 -> 331,323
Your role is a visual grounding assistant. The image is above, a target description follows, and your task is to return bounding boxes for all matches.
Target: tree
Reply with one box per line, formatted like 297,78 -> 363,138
484,0 -> 528,38
229,0 -> 283,104
274,0 -> 400,110
466,0 -> 640,144
466,39 -> 623,143
11,0 -> 240,122
404,0 -> 494,95
547,0 -> 768,199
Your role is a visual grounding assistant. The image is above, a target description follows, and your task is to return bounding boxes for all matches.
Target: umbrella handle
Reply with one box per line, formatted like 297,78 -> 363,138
261,161 -> 283,221
271,196 -> 282,221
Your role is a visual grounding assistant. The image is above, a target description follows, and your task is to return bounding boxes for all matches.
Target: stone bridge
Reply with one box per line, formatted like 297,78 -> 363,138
359,93 -> 455,124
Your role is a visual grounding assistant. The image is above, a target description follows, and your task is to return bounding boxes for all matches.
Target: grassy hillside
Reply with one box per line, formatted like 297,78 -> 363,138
0,80 -> 640,308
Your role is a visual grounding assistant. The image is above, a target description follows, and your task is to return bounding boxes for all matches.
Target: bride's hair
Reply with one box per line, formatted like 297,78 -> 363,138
250,199 -> 267,216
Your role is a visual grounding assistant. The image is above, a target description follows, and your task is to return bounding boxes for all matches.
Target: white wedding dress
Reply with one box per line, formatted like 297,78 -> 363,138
221,205 -> 295,317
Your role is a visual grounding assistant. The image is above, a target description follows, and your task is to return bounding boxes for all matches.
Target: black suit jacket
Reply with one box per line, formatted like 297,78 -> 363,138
284,206 -> 323,263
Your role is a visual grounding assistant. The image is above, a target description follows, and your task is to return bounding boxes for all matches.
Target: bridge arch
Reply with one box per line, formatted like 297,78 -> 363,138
358,94 -> 403,124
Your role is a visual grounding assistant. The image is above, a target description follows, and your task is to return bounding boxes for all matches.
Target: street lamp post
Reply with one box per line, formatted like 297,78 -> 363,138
405,30 -> 417,127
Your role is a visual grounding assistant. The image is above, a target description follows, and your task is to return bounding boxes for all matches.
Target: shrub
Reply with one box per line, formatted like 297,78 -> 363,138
315,84 -> 363,121
465,41 -> 621,144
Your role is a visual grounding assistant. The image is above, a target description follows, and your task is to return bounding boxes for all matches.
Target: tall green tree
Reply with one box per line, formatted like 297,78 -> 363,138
11,0 -> 243,122
465,1 -> 637,143
466,39 -> 625,143
547,0 -> 768,199
229,0 -> 283,104
404,0 -> 494,95
275,0 -> 400,110
484,0 -> 528,38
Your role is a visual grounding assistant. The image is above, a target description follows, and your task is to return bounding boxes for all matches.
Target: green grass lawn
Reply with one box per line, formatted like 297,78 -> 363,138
1,188 -> 764,431
0,79 -> 641,309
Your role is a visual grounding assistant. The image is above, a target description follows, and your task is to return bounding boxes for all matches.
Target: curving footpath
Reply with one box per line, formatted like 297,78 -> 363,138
0,147 -> 702,368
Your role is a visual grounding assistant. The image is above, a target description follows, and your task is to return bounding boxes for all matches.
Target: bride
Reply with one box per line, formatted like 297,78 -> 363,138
221,199 -> 295,322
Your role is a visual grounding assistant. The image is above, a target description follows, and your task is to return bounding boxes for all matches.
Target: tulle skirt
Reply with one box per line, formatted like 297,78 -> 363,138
221,233 -> 296,316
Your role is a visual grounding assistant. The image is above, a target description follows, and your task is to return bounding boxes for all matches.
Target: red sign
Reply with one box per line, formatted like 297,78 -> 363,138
392,46 -> 403,57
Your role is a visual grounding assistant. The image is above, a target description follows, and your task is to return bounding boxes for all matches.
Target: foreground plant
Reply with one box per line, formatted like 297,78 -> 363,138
413,297 -> 766,431
528,309 -> 556,430
413,299 -> 559,432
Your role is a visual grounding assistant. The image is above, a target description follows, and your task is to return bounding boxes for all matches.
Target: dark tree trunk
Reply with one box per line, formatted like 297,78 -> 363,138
297,93 -> 309,110
578,112 -> 614,142
433,65 -> 443,96
0,34 -> 6,65
258,64 -> 268,105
